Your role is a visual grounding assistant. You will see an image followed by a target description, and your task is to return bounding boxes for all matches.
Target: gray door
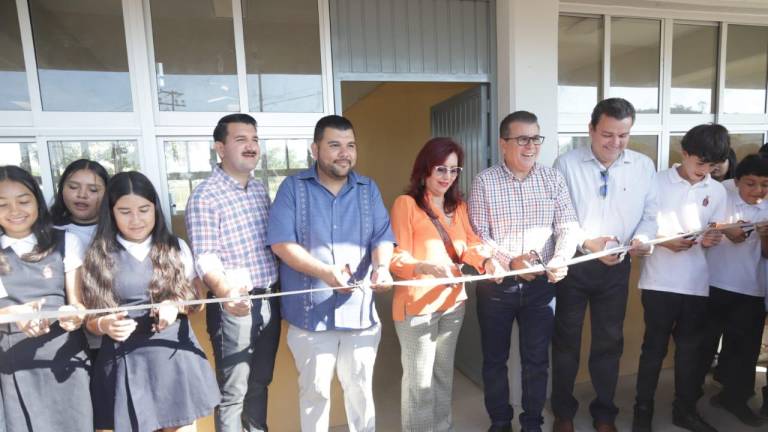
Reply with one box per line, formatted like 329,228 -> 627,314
430,85 -> 491,196
430,84 -> 490,386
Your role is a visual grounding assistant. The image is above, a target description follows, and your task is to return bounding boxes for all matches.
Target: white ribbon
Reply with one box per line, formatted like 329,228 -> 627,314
0,220 -> 760,325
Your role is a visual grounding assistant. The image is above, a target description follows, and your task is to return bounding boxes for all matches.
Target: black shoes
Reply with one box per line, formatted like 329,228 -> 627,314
710,393 -> 764,427
488,423 -> 512,432
672,405 -> 718,432
632,401 -> 653,432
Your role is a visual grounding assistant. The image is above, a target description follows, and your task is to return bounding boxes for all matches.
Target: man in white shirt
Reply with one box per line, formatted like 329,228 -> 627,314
700,154 -> 768,426
635,123 -> 729,432
552,98 -> 656,432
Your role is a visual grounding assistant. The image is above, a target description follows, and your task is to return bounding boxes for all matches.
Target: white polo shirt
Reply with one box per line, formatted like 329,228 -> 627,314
553,146 -> 658,245
707,186 -> 768,297
638,166 -> 726,296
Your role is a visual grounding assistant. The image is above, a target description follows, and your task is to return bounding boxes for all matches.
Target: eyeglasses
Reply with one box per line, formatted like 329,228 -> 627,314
501,135 -> 545,146
599,170 -> 609,198
433,165 -> 463,177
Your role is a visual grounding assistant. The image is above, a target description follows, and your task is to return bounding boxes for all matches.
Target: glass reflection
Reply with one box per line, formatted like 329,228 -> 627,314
242,0 -> 323,112
671,24 -> 718,114
724,25 -> 768,114
29,0 -> 132,112
558,15 -> 603,114
0,2 -> 30,110
150,0 -> 239,112
610,18 -> 661,113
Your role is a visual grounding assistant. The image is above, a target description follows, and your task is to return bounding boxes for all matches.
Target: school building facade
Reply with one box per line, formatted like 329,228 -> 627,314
3,0 -> 768,429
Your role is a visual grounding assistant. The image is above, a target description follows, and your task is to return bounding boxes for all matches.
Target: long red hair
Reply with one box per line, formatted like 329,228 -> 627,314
405,137 -> 465,217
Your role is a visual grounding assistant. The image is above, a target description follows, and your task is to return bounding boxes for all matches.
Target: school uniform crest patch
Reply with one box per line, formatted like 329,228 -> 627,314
702,196 -> 709,207
41,265 -> 53,279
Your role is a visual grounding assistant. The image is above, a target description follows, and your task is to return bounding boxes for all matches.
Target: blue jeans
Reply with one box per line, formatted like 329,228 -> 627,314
476,276 -> 555,432
206,291 -> 281,432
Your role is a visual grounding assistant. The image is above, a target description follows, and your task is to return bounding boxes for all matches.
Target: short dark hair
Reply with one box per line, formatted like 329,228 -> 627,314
213,113 -> 257,143
759,143 -> 768,157
680,123 -> 730,164
313,115 -> 354,143
590,98 -> 636,129
499,111 -> 538,138
735,154 -> 768,179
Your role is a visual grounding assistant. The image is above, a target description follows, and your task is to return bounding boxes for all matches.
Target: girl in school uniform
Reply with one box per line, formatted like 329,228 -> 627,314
82,171 -> 220,432
50,159 -> 109,246
0,165 -> 92,431
50,158 -> 109,360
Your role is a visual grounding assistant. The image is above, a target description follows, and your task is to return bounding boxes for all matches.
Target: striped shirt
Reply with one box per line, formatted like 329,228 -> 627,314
185,165 -> 278,289
468,162 -> 580,268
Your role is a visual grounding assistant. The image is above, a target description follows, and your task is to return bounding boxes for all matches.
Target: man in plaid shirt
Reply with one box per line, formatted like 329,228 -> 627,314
469,110 -> 580,432
185,113 -> 280,432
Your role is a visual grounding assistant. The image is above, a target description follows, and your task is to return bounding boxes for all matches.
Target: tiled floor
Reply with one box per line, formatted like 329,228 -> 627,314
330,367 -> 767,431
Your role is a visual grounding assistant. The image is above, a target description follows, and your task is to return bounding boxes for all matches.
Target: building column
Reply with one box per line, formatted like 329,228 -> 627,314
497,0 -> 559,166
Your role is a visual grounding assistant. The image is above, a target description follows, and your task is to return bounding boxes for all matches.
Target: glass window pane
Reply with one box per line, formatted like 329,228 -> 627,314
557,135 -> 591,155
48,140 -> 139,186
628,135 -> 658,166
265,140 -> 287,170
150,0 -> 239,112
287,140 -> 309,169
672,24 -> 718,114
669,133 -> 764,167
724,25 -> 768,114
243,0 -> 323,112
558,15 -> 602,114
0,143 -> 41,184
29,0 -> 132,111
0,2 -> 30,110
610,18 -> 661,113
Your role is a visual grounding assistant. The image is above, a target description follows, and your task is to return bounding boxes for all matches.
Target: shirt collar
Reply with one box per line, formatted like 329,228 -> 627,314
297,163 -> 368,186
213,164 -> 255,191
500,161 -> 539,181
580,145 -> 632,168
1,233 -> 36,251
117,234 -> 152,261
668,163 -> 713,186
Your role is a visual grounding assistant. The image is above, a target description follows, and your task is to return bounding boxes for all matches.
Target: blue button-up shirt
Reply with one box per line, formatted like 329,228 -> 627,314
267,165 -> 395,331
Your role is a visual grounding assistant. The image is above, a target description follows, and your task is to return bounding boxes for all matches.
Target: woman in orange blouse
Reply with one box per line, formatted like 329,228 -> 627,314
390,137 -> 503,431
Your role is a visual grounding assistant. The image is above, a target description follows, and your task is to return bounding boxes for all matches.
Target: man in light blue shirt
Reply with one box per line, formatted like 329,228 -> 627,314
267,115 -> 394,432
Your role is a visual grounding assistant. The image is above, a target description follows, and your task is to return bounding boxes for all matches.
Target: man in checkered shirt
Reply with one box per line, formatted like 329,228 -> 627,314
185,113 -> 280,432
469,110 -> 580,432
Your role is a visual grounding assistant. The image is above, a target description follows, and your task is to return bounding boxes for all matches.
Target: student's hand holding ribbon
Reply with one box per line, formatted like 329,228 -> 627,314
96,311 -> 137,342
700,229 -> 723,248
58,303 -> 86,332
660,235 -> 696,252
151,300 -> 179,332
629,239 -> 652,256
723,221 -> 748,243
16,299 -> 50,337
756,221 -> 768,238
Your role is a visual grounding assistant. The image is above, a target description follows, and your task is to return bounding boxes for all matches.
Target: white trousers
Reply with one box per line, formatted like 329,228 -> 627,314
287,323 -> 381,432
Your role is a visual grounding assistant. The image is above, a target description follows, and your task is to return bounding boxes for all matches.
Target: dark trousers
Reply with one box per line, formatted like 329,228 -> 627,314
551,258 -> 631,423
701,286 -> 766,404
476,276 -> 555,431
207,290 -> 281,432
635,289 -> 707,411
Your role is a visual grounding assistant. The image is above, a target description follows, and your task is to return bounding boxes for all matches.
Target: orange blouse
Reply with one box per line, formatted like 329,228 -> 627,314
389,194 -> 492,321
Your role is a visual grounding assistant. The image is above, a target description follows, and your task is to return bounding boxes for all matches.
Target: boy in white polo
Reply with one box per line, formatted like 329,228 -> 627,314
701,154 -> 768,427
633,124 -> 729,432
